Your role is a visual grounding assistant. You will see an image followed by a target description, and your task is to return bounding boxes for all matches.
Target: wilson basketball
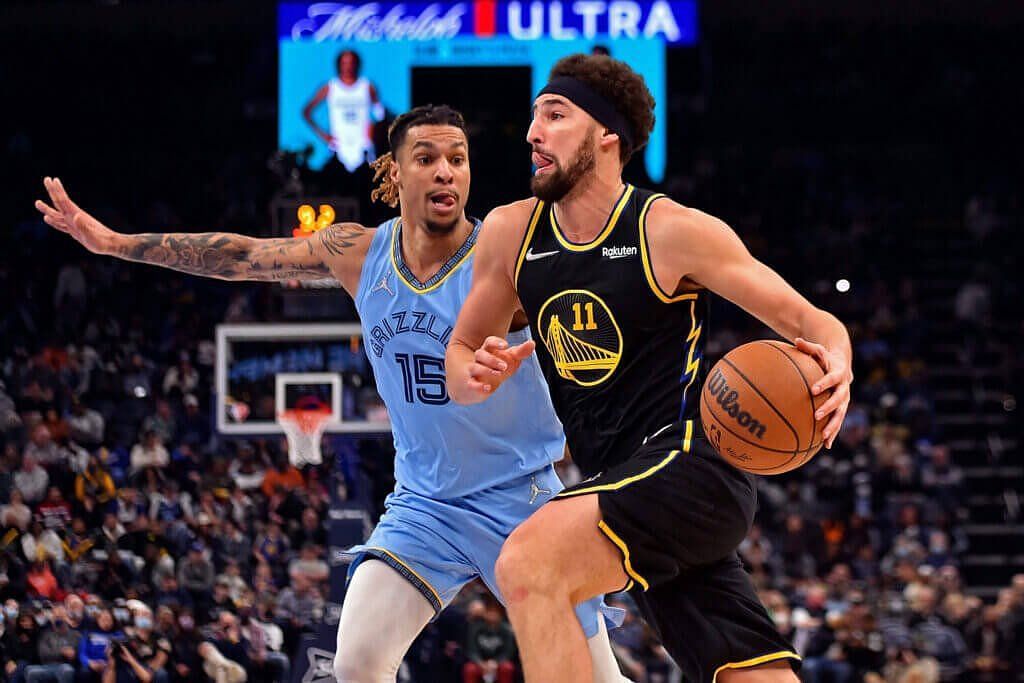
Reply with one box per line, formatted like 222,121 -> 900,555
700,340 -> 827,475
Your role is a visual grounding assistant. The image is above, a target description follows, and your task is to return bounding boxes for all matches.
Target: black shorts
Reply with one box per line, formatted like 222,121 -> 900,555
556,419 -> 801,682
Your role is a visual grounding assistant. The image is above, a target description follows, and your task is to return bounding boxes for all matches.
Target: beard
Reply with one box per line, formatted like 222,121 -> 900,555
423,216 -> 460,234
530,132 -> 596,203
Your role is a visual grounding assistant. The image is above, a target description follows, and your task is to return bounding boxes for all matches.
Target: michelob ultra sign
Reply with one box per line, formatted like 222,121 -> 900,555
279,1 -> 698,45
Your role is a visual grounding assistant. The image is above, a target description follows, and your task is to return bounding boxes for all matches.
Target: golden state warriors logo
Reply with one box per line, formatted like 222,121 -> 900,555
538,289 -> 622,387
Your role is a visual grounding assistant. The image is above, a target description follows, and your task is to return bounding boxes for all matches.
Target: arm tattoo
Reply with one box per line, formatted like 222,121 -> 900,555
114,229 -> 355,281
317,223 -> 366,256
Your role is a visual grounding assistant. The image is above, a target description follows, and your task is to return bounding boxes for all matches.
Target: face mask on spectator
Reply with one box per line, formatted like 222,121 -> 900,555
35,613 -> 50,627
3,607 -> 16,619
85,605 -> 99,618
135,616 -> 152,630
178,616 -> 194,630
114,608 -> 130,623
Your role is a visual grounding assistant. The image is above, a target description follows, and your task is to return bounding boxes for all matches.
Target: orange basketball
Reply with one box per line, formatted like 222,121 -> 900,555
700,340 -> 827,475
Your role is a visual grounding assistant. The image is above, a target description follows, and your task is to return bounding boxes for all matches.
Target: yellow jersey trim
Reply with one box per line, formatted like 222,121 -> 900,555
514,200 -> 546,286
712,651 -> 802,682
598,520 -> 650,592
681,419 -> 694,453
390,219 -> 477,295
638,193 -> 697,304
680,301 -> 702,418
558,449 -> 680,498
365,546 -> 443,609
550,184 -> 634,252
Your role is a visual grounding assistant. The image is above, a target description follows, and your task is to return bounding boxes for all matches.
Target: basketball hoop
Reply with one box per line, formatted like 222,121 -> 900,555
277,406 -> 332,466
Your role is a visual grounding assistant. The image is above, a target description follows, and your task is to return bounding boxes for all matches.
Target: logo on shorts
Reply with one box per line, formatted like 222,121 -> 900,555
705,368 -> 767,439
328,546 -> 350,567
301,648 -> 335,683
529,475 -> 552,504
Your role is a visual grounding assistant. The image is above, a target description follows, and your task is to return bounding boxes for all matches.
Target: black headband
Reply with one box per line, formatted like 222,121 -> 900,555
538,76 -> 634,150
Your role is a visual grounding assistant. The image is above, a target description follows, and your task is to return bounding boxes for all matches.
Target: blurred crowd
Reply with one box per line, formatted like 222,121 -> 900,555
0,287 -> 334,683
2,8 -> 1022,683
1,172 -> 1020,683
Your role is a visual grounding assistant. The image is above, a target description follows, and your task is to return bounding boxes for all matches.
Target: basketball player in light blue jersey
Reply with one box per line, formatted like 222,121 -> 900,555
36,105 -> 626,683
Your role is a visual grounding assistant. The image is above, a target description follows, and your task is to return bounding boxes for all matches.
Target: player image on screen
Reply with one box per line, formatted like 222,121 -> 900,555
302,49 -> 385,173
35,104 -> 626,683
447,53 -> 854,683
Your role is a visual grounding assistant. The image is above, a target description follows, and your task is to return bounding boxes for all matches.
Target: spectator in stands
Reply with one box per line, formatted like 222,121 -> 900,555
1000,575 -> 1024,675
25,604 -> 81,683
176,544 -> 214,611
462,598 -> 516,683
175,396 -> 209,451
121,354 -> 154,401
24,424 -> 65,473
162,354 -> 198,400
287,543 -> 328,584
203,578 -> 236,625
966,606 -> 1011,681
293,508 -> 325,550
794,583 -> 853,683
197,611 -> 249,683
21,521 -> 64,565
14,456 -> 49,505
5,609 -> 42,682
241,598 -> 290,683
95,550 -> 137,600
98,513 -> 126,547
274,575 -> 322,651
780,512 -> 825,579
920,444 -> 964,514
26,559 -> 60,600
141,401 -> 175,447
75,455 -> 117,508
153,574 -> 192,611
129,430 -> 168,487
216,560 -> 247,603
67,396 -> 105,449
126,609 -> 172,683
259,458 -> 303,499
0,490 -> 32,532
36,486 -> 72,532
252,523 -> 289,569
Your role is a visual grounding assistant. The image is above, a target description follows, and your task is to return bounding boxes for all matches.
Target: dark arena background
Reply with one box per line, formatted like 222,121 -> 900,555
2,2 -> 1023,682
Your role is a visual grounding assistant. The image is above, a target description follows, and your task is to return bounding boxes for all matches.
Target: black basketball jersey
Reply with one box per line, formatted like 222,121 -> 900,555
514,185 -> 708,477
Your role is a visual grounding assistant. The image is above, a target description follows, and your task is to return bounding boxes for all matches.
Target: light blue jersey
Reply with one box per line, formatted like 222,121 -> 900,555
354,218 -> 565,499
347,218 -> 620,635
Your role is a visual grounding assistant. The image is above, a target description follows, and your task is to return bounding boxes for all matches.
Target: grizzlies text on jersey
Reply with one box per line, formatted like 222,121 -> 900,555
356,218 -> 565,499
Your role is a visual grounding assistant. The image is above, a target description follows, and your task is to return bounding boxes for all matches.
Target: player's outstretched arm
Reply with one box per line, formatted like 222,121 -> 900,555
35,177 -> 371,292
647,200 -> 854,448
446,202 -> 534,405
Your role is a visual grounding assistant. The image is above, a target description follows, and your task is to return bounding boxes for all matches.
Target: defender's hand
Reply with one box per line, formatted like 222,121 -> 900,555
35,177 -> 118,255
795,337 -> 853,449
465,336 -> 535,398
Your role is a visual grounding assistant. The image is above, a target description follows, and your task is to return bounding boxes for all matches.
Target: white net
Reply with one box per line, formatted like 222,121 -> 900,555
277,409 -> 331,466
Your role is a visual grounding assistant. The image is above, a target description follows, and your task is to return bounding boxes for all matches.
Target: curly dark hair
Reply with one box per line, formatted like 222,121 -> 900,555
371,104 -> 467,207
549,54 -> 655,164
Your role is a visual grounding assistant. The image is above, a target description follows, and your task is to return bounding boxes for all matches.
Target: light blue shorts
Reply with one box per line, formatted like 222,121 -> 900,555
347,464 -> 621,638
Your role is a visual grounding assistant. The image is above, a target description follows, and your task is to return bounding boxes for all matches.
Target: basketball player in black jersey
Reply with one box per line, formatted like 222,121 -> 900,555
447,54 -> 853,682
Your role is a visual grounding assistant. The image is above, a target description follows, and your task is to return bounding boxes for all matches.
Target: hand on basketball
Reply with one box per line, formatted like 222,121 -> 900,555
795,337 -> 853,449
35,177 -> 117,255
465,336 -> 535,397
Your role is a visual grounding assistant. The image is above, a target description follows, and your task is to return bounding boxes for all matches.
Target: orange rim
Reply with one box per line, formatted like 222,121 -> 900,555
278,407 -> 332,434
